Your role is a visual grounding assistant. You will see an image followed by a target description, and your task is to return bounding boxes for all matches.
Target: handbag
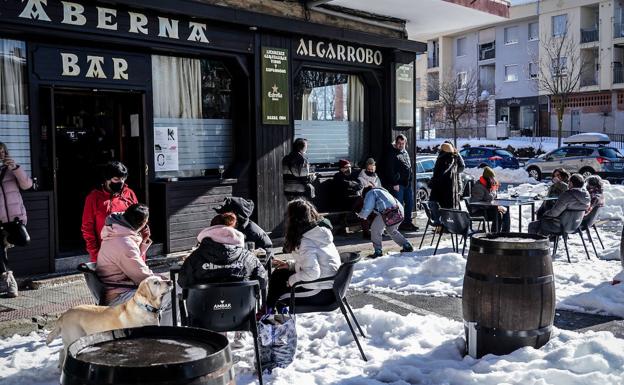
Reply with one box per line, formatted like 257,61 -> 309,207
258,310 -> 297,372
0,166 -> 30,247
381,193 -> 404,226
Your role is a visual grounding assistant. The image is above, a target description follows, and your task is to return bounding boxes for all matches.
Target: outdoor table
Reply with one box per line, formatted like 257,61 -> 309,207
468,196 -> 558,232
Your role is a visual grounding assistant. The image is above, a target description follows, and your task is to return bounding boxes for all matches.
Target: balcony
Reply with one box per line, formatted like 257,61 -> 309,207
614,67 -> 624,84
428,57 -> 439,69
581,27 -> 599,43
479,45 -> 495,61
580,74 -> 598,87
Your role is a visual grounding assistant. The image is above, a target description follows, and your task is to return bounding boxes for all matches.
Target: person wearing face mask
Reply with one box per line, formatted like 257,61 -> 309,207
470,166 -> 511,232
81,161 -> 146,262
536,168 -> 570,219
358,158 -> 381,189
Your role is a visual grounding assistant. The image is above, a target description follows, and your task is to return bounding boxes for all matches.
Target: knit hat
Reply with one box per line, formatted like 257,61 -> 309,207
338,159 -> 351,168
196,225 -> 245,247
440,143 -> 455,153
482,166 -> 496,179
365,158 -> 376,166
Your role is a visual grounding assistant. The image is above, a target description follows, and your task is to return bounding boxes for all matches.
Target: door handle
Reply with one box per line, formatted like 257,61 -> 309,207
145,163 -> 149,176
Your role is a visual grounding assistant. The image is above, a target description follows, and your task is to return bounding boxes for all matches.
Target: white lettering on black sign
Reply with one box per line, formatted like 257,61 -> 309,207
61,52 -> 129,80
295,38 -> 383,66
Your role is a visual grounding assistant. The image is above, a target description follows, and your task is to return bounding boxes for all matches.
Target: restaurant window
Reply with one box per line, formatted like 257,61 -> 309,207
294,70 -> 366,166
151,55 -> 233,179
0,38 -> 31,175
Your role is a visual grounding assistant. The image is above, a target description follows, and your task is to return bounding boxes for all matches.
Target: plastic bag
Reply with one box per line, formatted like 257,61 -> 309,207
258,311 -> 297,372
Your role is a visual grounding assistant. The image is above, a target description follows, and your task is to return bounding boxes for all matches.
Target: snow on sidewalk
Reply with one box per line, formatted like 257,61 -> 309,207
3,307 -> 623,385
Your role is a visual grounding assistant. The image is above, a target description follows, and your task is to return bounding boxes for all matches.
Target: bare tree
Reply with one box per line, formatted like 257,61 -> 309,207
532,20 -> 587,147
428,70 -> 479,148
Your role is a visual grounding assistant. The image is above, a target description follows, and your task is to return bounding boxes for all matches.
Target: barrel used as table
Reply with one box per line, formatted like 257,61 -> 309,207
61,326 -> 235,385
462,233 -> 555,358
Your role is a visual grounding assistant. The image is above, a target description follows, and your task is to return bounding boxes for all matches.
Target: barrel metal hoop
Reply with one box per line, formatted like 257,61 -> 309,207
472,246 -> 550,257
466,270 -> 553,285
464,321 -> 552,338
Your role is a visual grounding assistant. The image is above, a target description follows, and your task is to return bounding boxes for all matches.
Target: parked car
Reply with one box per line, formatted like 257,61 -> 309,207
525,144 -> 624,181
459,147 -> 520,169
415,155 -> 473,207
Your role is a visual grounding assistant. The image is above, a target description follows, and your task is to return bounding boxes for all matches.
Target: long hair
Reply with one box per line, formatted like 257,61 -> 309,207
283,198 -> 321,253
0,142 -> 9,157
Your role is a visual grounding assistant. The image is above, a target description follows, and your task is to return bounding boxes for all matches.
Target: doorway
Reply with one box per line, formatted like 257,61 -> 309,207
46,89 -> 145,254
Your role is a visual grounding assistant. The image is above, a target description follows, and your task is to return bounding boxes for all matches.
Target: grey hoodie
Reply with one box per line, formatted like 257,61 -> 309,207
543,187 -> 591,218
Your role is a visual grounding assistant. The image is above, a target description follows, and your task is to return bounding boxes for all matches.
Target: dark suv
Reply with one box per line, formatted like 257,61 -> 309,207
459,147 -> 520,169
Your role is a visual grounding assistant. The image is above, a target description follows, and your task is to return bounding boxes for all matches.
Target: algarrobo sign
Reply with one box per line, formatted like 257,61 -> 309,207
295,38 -> 383,66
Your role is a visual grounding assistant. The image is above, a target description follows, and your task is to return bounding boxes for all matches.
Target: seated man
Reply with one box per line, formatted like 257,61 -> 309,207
528,173 -> 590,236
536,168 -> 570,219
96,204 -> 174,325
214,196 -> 272,255
332,159 -> 362,210
177,213 -> 267,298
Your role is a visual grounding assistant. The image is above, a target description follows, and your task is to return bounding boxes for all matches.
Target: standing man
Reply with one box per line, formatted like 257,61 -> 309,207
384,134 -> 418,232
282,138 -> 316,201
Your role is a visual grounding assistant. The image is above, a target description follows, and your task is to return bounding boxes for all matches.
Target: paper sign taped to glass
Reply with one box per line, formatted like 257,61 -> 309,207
154,126 -> 179,172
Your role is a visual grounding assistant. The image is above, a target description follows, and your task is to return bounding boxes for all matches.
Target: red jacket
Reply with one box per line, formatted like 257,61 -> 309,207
81,186 -> 138,262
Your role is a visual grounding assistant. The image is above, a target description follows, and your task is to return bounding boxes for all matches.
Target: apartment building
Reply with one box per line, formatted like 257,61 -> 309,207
419,0 -> 624,138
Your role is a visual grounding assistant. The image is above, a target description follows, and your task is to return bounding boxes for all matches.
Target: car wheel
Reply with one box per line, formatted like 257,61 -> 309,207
579,167 -> 595,178
416,188 -> 429,209
527,167 -> 541,181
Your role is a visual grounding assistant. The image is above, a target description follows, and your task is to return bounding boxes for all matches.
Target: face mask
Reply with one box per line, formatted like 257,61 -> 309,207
365,171 -> 376,177
109,181 -> 124,193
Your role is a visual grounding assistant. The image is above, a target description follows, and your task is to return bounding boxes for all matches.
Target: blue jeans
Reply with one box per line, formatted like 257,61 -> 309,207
393,185 -> 413,225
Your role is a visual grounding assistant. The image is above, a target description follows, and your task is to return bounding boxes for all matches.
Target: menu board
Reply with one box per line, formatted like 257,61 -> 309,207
262,47 -> 289,125
396,62 -> 414,127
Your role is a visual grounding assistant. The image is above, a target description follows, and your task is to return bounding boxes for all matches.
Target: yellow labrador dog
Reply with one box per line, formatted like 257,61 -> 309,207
46,275 -> 173,367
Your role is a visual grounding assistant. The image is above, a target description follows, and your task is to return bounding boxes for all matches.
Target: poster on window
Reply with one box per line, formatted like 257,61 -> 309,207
395,62 -> 414,127
262,47 -> 289,125
154,126 -> 179,172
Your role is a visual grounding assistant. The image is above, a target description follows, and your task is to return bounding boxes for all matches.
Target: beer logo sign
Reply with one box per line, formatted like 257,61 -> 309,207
213,300 -> 232,311
268,84 -> 283,101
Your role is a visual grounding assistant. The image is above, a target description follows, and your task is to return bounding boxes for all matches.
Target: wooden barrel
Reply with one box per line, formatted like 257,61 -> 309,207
61,326 -> 235,385
462,233 -> 555,358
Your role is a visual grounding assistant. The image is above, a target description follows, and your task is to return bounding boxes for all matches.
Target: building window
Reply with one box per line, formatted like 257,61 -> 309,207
529,62 -> 538,79
457,72 -> 467,89
0,38 -> 31,175
416,77 -> 422,92
552,14 -> 567,37
457,37 -> 466,56
151,55 -> 234,179
505,65 -> 519,82
504,26 -> 519,44
294,70 -> 366,166
552,57 -> 568,76
528,22 -> 539,41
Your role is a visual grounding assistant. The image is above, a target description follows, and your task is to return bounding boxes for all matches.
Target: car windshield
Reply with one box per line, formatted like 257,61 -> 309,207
598,148 -> 624,159
419,159 -> 435,172
494,149 -> 513,157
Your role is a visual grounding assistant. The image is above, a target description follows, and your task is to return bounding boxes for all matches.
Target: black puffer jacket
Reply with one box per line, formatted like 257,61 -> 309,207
214,197 -> 273,251
429,151 -> 465,209
178,232 -> 267,290
384,146 -> 412,187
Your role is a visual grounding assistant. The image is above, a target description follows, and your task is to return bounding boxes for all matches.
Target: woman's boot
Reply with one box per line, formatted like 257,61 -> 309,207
1,271 -> 18,297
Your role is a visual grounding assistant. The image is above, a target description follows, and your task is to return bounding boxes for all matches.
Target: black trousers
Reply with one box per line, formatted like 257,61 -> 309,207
0,231 -> 8,273
266,268 -> 335,311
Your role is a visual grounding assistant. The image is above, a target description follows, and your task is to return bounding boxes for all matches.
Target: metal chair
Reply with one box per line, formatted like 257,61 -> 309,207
288,252 -> 367,361
77,262 -> 136,306
419,201 -> 442,249
545,209 -> 586,263
179,280 -> 264,385
461,197 -> 490,233
577,206 -> 602,259
434,209 -> 483,257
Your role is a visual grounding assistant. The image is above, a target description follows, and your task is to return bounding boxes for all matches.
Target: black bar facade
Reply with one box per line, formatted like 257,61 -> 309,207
0,0 -> 422,275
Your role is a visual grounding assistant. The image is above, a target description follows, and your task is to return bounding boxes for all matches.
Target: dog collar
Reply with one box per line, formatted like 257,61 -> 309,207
134,298 -> 161,314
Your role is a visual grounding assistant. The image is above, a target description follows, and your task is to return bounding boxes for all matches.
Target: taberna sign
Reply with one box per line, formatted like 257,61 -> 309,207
294,38 -> 383,66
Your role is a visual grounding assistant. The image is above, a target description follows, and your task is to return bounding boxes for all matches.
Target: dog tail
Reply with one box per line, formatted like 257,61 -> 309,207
46,318 -> 62,345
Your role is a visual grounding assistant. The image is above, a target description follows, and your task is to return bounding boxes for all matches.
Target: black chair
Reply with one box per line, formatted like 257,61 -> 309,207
577,206 -> 602,259
179,281 -> 264,385
434,209 -> 482,257
288,252 -> 367,361
419,201 -> 442,249
545,209 -> 586,263
77,262 -> 136,306
461,197 -> 490,233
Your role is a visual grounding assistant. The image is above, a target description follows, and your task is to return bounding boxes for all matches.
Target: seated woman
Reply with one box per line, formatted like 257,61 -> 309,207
266,199 -> 341,310
177,213 -> 267,294
585,175 -> 605,215
470,166 -> 510,232
536,168 -> 570,219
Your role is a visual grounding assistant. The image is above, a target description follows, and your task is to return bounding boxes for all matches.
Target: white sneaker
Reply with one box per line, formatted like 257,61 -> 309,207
1,271 -> 17,298
231,331 -> 249,349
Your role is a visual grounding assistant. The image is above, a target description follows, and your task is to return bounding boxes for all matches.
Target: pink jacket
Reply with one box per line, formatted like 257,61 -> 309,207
96,215 -> 153,304
0,166 -> 32,224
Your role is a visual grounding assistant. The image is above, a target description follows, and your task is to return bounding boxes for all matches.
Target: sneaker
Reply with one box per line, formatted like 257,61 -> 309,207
369,249 -> 383,259
1,271 -> 18,298
401,243 -> 414,253
231,331 -> 250,349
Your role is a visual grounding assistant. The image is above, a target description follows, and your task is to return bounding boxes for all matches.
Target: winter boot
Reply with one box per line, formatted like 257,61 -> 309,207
401,243 -> 414,253
1,271 -> 18,298
369,249 -> 383,259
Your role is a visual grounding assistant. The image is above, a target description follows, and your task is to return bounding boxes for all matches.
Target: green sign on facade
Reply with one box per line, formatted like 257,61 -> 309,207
262,47 -> 289,125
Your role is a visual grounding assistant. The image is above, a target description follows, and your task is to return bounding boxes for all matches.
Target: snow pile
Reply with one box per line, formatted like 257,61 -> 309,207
6,308 -> 624,385
464,167 -> 537,184
350,251 -> 465,296
418,137 -> 560,153
600,183 -> 624,221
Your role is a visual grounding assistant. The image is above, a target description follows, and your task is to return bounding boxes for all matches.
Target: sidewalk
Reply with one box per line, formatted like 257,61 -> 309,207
0,230 -> 417,338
